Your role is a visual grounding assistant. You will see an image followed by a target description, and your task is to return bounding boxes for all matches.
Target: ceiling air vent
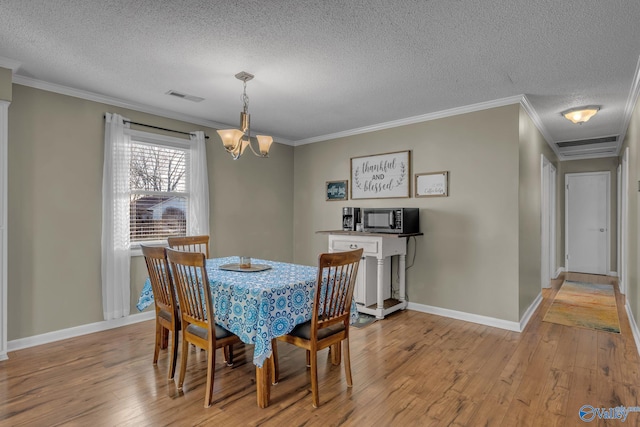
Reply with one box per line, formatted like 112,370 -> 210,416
556,135 -> 618,148
165,90 -> 204,103
561,149 -> 618,157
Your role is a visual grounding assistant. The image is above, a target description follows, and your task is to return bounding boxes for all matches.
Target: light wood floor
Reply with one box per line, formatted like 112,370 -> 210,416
1,272 -> 639,426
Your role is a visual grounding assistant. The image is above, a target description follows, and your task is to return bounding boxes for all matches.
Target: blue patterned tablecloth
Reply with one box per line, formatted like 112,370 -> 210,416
137,256 -> 356,367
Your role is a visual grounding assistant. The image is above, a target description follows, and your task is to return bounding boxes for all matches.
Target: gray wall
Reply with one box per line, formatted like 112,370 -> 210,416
293,105 -> 524,322
7,84 -> 293,340
11,81 -> 631,342
620,92 -> 639,327
0,68 -> 11,101
518,106 -> 559,317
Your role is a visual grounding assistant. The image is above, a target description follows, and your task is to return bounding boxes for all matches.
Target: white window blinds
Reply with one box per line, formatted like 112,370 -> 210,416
129,140 -> 190,243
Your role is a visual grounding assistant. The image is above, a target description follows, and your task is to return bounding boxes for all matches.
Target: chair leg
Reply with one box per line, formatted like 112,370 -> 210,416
330,343 -> 341,365
224,344 -> 234,367
343,338 -> 353,387
153,321 -> 162,365
168,329 -> 179,380
270,339 -> 279,384
177,335 -> 189,390
160,326 -> 169,349
310,349 -> 320,408
204,344 -> 216,408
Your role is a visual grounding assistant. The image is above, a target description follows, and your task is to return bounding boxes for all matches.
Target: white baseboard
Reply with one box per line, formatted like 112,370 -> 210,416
625,301 -> 640,358
553,267 -> 564,279
6,311 -> 155,354
609,271 -> 619,277
520,292 -> 543,331
407,302 -> 521,332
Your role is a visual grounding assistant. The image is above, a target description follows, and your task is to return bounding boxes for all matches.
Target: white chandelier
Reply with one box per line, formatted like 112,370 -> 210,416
217,71 -> 273,160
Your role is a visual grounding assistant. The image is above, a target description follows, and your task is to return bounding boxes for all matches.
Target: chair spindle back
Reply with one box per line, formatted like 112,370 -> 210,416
166,248 -> 213,331
141,245 -> 177,314
313,249 -> 363,332
167,235 -> 210,258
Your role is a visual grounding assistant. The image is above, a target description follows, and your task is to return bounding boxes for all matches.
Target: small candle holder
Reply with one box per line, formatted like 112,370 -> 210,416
239,256 -> 252,269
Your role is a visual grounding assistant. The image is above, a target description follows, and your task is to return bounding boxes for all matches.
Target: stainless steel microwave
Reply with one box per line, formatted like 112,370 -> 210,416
362,208 -> 420,234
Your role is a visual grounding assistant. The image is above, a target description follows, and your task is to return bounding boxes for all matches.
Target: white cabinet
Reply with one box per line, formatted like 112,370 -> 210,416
326,232 -> 409,319
355,256 -> 390,307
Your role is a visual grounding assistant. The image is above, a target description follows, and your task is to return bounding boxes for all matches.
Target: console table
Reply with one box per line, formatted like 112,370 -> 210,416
317,230 -> 422,319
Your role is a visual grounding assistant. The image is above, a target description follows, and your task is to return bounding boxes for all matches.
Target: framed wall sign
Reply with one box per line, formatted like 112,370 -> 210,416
351,150 -> 411,199
326,180 -> 348,201
415,171 -> 449,197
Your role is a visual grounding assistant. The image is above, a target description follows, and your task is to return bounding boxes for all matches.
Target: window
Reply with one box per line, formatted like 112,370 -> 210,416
128,130 -> 191,245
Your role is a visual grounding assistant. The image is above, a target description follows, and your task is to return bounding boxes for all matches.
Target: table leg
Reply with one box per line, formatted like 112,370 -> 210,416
256,357 -> 271,408
271,339 -> 280,384
399,253 -> 406,305
376,257 -> 385,319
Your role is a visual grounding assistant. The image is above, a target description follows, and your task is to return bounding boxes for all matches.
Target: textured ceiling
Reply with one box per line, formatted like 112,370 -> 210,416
1,1 -> 640,159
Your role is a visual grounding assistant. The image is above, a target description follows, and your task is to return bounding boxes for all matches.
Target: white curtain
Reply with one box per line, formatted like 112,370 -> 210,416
101,113 -> 131,320
188,131 -> 210,236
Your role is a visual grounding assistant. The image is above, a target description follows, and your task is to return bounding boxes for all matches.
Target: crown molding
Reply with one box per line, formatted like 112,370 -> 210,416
618,55 -> 640,154
11,75 -> 294,146
294,95 -> 525,146
12,75 -> 228,128
0,56 -> 21,72
518,94 -> 561,157
14,66 -> 637,155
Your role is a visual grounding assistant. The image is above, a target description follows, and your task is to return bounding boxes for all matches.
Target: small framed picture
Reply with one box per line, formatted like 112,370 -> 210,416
415,171 -> 449,197
326,180 -> 348,201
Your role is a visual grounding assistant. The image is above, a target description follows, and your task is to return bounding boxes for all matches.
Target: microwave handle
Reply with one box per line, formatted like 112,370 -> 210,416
389,210 -> 395,228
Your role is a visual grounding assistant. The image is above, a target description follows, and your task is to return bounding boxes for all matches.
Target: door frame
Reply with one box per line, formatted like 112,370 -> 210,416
0,101 -> 8,360
618,148 -> 629,294
541,155 -> 557,288
564,171 -> 610,275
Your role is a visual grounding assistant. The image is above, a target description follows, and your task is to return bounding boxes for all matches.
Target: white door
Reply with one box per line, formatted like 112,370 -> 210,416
565,172 -> 609,275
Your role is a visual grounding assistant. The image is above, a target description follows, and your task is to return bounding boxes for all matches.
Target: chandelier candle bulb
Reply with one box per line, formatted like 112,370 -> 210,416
256,135 -> 273,156
217,129 -> 244,150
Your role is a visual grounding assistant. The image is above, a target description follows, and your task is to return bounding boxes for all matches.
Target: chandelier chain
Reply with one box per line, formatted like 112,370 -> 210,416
242,80 -> 249,114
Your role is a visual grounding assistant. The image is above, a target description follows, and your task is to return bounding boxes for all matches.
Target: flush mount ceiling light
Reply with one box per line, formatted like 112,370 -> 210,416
561,106 -> 601,124
216,71 -> 273,160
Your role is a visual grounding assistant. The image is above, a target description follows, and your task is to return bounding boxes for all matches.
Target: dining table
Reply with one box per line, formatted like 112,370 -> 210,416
137,255 -> 357,408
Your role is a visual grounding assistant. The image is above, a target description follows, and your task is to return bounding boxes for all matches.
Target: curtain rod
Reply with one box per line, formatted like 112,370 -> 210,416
103,115 -> 210,139
124,120 -> 210,139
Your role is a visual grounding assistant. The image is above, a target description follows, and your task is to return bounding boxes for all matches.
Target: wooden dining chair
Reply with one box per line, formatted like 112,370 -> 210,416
166,248 -> 240,408
277,248 -> 363,408
167,235 -> 210,258
141,245 -> 180,380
